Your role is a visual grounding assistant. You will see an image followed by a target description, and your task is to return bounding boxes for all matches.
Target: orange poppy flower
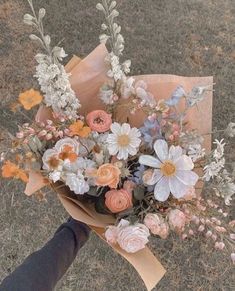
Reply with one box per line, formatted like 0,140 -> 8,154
69,120 -> 91,138
18,89 -> 43,110
59,145 -> 78,162
2,160 -> 29,183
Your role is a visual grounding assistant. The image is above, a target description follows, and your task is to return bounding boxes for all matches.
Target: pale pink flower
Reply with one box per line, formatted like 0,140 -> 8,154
117,221 -> 150,253
168,209 -> 186,233
214,242 -> 225,250
144,213 -> 169,239
105,226 -> 119,244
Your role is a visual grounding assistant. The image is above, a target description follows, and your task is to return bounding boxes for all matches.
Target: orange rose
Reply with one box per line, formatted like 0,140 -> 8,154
105,189 -> 133,213
96,163 -> 121,189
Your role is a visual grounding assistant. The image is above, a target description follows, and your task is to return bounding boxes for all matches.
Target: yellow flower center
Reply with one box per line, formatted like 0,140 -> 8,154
160,161 -> 176,177
118,134 -> 130,147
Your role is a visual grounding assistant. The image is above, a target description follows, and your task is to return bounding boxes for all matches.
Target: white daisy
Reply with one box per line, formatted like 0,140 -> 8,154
139,139 -> 199,202
107,123 -> 141,160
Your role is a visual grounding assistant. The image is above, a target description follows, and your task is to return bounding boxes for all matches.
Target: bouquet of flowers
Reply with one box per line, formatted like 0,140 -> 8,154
1,0 -> 235,290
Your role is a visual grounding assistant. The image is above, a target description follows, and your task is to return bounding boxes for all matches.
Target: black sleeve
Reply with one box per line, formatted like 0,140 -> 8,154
0,218 -> 90,291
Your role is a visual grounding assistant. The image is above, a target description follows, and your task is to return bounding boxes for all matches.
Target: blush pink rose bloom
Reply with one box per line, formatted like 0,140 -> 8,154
168,209 -> 186,233
86,110 -> 112,133
104,226 -> 119,244
144,213 -> 169,239
105,219 -> 150,253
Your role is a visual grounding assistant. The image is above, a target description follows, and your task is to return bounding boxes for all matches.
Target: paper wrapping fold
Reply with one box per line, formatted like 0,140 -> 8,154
25,44 -> 213,290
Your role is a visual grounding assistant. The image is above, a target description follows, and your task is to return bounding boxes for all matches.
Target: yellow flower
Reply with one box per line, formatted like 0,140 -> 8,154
18,89 -> 43,110
69,120 -> 91,138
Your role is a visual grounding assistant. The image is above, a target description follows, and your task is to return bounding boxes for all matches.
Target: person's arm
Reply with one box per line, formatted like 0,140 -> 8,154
0,218 -> 90,291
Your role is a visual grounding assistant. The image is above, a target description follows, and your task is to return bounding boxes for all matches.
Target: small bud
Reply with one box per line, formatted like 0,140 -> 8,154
96,3 -> 105,11
39,8 -> 46,19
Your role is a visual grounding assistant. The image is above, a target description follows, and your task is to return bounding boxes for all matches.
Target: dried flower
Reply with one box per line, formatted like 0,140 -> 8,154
2,161 -> 28,183
69,120 -> 91,138
168,209 -> 186,233
18,89 -> 43,110
144,213 -> 169,239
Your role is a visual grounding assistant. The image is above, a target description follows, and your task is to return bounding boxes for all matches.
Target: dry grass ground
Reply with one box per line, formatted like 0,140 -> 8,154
0,0 -> 235,290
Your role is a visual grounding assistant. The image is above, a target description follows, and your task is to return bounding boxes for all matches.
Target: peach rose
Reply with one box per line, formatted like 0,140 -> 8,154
117,220 -> 150,253
86,110 -> 112,133
105,189 -> 133,213
144,213 -> 169,239
168,209 -> 186,233
96,163 -> 121,189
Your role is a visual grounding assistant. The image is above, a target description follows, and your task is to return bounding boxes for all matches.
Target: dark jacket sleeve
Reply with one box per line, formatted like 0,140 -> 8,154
0,218 -> 90,291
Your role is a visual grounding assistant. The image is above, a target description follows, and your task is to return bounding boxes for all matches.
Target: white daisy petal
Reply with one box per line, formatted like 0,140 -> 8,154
154,176 -> 170,201
147,169 -> 163,185
121,123 -> 131,134
139,155 -> 162,168
154,139 -> 169,162
175,155 -> 194,170
169,176 -> 189,198
111,122 -> 121,134
176,170 -> 199,186
108,144 -> 119,155
127,146 -> 138,156
168,145 -> 183,161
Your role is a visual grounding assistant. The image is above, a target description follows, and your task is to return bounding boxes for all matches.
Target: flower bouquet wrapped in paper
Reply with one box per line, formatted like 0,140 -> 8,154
1,1 -> 235,290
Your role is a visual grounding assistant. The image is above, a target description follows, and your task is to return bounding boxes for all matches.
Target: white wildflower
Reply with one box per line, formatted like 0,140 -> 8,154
188,144 -> 206,162
99,86 -> 115,105
65,172 -> 90,195
225,122 -> 235,138
213,139 -> 226,161
139,139 -> 198,201
203,158 -> 225,181
186,85 -> 212,107
107,123 -> 141,160
35,54 -> 81,119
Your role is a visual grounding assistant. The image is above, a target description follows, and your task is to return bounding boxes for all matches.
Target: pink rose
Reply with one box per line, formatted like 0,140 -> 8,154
117,220 -> 150,253
105,226 -> 118,244
144,213 -> 169,239
86,110 -> 112,133
168,209 -> 186,233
